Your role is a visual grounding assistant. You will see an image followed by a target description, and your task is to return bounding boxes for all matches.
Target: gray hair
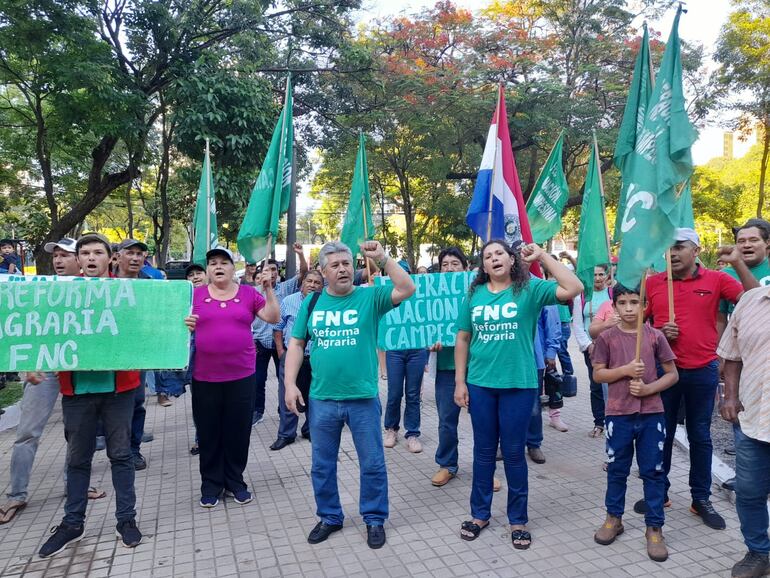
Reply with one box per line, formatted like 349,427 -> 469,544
318,242 -> 353,269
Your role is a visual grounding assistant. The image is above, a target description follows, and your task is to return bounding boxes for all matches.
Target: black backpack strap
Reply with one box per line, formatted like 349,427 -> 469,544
304,291 -> 322,342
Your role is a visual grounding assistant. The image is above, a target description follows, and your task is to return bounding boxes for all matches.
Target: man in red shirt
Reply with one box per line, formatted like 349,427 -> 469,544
634,228 -> 759,530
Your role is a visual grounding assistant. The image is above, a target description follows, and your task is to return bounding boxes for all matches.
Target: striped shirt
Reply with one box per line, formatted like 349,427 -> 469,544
717,285 -> 770,443
273,291 -> 312,355
251,276 -> 299,347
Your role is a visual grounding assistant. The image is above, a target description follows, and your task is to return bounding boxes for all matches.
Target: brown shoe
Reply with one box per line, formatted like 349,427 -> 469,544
645,526 -> 668,562
527,447 -> 546,464
157,394 -> 172,407
493,477 -> 502,492
594,514 -> 624,545
431,468 -> 455,487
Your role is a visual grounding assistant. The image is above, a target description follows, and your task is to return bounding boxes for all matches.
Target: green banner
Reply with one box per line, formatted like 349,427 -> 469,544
0,277 -> 192,372
376,271 -> 475,350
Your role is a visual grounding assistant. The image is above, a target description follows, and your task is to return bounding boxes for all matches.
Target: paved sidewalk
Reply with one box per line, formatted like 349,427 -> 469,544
0,343 -> 745,577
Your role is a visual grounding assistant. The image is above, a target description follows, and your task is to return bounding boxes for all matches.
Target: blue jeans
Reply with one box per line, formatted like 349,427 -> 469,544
254,341 -> 279,416
526,370 -> 544,450
468,384 -> 536,525
310,397 -> 388,526
735,425 -> 770,555
558,322 -> 574,375
605,413 -> 666,527
661,361 -> 718,501
62,390 -> 137,526
384,349 -> 428,438
583,351 -> 605,428
435,370 -> 460,473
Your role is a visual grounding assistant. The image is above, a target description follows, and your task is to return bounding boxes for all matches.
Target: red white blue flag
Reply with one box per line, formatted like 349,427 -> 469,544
466,85 -> 533,247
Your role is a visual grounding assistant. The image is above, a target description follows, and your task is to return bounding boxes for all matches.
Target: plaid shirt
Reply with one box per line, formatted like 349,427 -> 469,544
251,276 -> 299,348
274,291 -> 312,355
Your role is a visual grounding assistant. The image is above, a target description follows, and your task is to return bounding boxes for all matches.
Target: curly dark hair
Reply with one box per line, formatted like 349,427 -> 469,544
469,239 -> 531,297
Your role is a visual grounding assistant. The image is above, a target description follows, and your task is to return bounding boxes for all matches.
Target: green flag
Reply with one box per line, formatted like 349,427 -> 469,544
192,141 -> 218,266
525,131 -> 570,244
576,137 -> 609,301
613,23 -> 654,242
616,8 -> 697,288
237,77 -> 293,262
340,132 -> 374,255
651,179 -> 695,271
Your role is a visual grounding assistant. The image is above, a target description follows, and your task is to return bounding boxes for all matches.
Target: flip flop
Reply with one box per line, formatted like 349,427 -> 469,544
0,501 -> 27,524
88,487 -> 106,500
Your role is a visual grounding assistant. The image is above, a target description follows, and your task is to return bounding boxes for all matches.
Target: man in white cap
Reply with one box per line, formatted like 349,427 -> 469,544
0,238 -> 105,525
633,228 -> 759,529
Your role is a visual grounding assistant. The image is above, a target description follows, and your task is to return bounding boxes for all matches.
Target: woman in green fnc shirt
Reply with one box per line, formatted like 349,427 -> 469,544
454,239 -> 582,549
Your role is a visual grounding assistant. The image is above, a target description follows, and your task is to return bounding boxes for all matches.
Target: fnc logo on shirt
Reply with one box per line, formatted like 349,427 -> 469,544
471,303 -> 518,321
310,309 -> 360,349
471,303 -> 519,343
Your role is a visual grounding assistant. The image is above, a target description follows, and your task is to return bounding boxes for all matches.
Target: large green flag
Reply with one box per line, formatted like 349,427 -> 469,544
651,179 -> 695,271
613,23 -> 654,242
340,132 -> 374,255
616,7 -> 697,288
576,137 -> 609,301
237,77 -> 293,262
192,141 -> 218,266
525,131 -> 570,244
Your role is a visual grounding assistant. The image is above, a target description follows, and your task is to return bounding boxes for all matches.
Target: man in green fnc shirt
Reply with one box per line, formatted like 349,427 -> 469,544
284,240 -> 415,550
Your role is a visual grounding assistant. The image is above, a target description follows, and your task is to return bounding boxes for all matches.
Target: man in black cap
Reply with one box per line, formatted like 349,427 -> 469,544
115,238 -> 154,470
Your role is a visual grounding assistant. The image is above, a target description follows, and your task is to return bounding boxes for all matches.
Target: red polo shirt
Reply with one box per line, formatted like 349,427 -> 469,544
645,266 -> 742,369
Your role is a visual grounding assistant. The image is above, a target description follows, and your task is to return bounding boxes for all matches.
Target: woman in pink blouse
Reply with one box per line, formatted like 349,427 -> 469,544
185,248 -> 279,507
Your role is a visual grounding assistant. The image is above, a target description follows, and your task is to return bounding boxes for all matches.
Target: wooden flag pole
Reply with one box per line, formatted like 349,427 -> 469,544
205,138 -> 211,251
485,84 -> 503,243
593,130 -> 614,286
665,249 -> 675,322
634,269 -> 648,362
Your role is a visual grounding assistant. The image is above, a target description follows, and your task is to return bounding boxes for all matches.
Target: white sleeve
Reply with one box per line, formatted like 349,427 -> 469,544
571,299 -> 592,352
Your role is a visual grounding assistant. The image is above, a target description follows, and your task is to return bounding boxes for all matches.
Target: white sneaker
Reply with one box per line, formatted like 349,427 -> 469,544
406,436 -> 422,453
384,429 -> 397,448
549,417 -> 569,432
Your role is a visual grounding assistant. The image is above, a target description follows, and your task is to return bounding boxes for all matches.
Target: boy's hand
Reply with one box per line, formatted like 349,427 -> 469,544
625,360 -> 645,379
629,379 -> 652,397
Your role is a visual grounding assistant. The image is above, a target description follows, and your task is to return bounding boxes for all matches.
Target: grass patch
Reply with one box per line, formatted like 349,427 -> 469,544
0,380 -> 24,409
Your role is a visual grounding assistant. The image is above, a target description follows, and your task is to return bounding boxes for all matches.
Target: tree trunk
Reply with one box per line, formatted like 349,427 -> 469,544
757,121 -> 769,218
126,180 -> 134,238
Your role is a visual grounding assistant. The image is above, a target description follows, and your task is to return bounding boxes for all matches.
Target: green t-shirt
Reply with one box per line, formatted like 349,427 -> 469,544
73,371 -> 116,394
458,278 -> 560,389
436,346 -> 455,371
719,258 -> 770,315
292,285 -> 395,400
557,303 -> 571,323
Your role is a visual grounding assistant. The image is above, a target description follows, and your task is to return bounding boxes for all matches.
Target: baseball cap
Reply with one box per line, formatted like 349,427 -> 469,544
674,227 -> 700,247
185,263 -> 206,276
118,238 -> 149,252
76,232 -> 112,255
44,237 -> 77,254
205,246 -> 234,264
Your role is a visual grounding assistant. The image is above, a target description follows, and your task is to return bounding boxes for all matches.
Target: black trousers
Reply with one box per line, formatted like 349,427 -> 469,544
254,342 -> 280,416
192,373 -> 256,497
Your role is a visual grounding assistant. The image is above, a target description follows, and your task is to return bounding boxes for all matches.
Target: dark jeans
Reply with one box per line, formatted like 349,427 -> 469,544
192,373 -> 256,497
276,354 -> 311,440
468,383 -> 536,525
384,349 -> 428,438
584,350 -> 605,428
62,390 -> 137,526
254,342 -> 279,416
130,375 -> 146,456
735,424 -> 770,555
526,369 -> 544,450
310,397 -> 388,526
605,413 -> 666,527
558,322 -> 574,375
661,360 -> 718,502
434,370 -> 461,474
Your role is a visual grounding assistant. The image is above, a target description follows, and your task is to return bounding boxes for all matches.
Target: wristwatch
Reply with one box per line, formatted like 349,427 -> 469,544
376,256 -> 389,270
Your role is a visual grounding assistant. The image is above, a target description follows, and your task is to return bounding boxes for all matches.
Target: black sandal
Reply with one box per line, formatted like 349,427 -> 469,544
460,520 -> 488,541
511,529 -> 532,550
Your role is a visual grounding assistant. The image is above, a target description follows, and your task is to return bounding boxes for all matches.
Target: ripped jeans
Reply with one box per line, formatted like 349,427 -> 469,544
605,412 -> 666,527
